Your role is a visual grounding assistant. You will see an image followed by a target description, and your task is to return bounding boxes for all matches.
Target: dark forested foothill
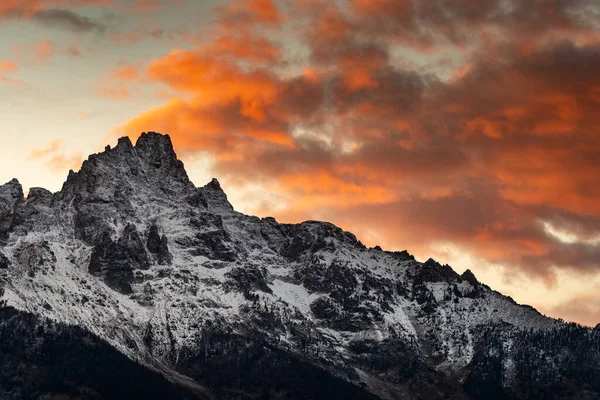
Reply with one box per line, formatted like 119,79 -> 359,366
0,307 -> 207,400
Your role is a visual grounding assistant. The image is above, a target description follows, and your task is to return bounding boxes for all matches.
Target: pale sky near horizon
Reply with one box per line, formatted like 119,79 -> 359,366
2,0 -> 600,326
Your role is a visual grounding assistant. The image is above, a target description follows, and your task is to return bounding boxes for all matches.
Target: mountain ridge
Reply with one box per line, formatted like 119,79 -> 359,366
1,132 -> 599,400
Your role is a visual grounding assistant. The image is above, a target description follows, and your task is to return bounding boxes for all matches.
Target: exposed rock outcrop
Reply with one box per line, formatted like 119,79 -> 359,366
89,225 -> 149,293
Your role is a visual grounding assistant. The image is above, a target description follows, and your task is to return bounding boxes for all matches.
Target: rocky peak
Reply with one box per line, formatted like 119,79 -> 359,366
0,179 -> 24,209
26,188 -> 53,206
198,177 -> 234,212
134,132 -> 190,187
59,132 -> 191,202
0,179 -> 24,241
387,249 -> 415,261
461,269 -> 479,286
206,178 -> 222,191
416,257 -> 460,283
135,132 -> 174,158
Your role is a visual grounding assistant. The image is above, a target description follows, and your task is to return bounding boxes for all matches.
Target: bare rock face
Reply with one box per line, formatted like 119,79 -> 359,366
1,132 -> 597,400
0,179 -> 23,211
89,225 -> 149,293
135,132 -> 190,191
157,235 -> 172,265
310,296 -> 340,319
58,134 -> 196,245
416,258 -> 459,284
147,224 -> 162,254
26,187 -> 53,205
11,188 -> 56,236
15,241 -> 56,277
0,179 -> 24,241
0,251 -> 9,269
147,224 -> 172,265
199,178 -> 234,213
225,266 -> 272,298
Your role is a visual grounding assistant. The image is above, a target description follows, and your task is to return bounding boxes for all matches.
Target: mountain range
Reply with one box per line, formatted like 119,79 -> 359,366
1,132 -> 599,400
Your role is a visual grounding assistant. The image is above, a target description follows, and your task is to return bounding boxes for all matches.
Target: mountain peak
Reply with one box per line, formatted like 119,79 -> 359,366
206,177 -> 222,190
198,177 -> 233,212
135,132 -> 175,156
116,136 -> 134,149
0,178 -> 24,208
60,132 -> 191,201
133,132 -> 189,186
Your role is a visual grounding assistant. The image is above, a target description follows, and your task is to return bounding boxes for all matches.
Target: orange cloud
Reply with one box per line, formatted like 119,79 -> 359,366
0,76 -> 28,87
209,35 -> 281,64
0,59 -> 18,74
0,0 -> 42,18
120,0 -> 185,13
112,64 -> 141,81
29,138 -> 82,173
129,0 -> 161,12
34,39 -> 54,64
105,0 -> 600,326
94,62 -> 146,100
146,50 -> 280,105
11,39 -> 55,66
219,0 -> 283,28
95,85 -> 131,100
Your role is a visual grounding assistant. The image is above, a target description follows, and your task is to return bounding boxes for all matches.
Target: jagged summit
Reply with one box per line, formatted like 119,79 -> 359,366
1,131 -> 597,400
135,132 -> 189,183
60,132 -> 191,200
57,132 -> 230,209
205,177 -> 222,190
0,178 -> 24,204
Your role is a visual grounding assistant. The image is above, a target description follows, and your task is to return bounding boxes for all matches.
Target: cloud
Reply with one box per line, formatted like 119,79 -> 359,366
67,43 -> 82,56
111,63 -> 140,81
95,84 -> 131,100
0,0 -> 186,18
218,0 -> 283,28
0,60 -> 18,74
92,62 -> 145,100
31,8 -> 108,33
105,0 -> 600,324
120,0 -> 186,13
207,35 -> 281,64
29,138 -> 82,173
539,294 -> 600,327
0,76 -> 28,87
33,39 -> 54,64
0,56 -> 24,86
10,39 -> 55,66
110,19 -> 166,44
0,0 -> 184,34
0,0 -> 113,19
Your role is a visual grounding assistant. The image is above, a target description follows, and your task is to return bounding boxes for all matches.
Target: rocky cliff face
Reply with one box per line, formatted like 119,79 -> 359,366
0,132 -> 599,400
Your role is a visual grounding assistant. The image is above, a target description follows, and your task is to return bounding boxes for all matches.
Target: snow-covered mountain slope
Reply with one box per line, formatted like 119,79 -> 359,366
0,132 -> 598,400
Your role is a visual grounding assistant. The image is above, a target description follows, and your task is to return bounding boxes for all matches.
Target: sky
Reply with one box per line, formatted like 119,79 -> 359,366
1,0 -> 600,326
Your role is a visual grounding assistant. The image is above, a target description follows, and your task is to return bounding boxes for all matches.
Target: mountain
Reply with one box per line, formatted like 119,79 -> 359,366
1,132 -> 599,400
